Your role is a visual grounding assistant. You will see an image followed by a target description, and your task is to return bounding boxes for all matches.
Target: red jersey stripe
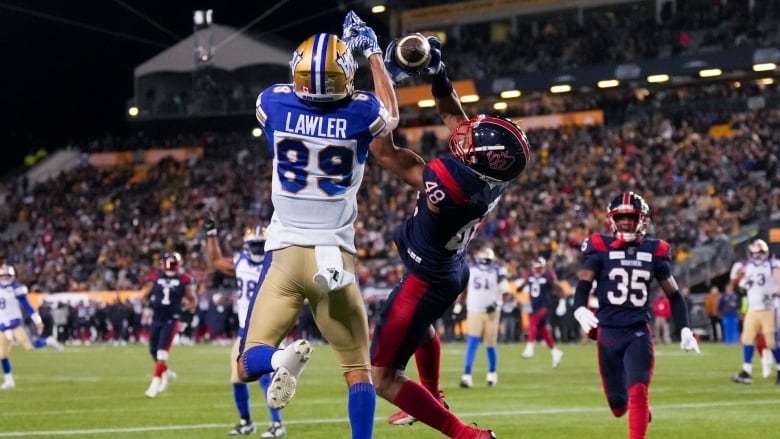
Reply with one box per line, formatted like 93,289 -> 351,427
429,159 -> 468,205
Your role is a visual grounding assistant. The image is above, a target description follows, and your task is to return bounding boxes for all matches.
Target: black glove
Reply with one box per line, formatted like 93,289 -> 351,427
204,212 -> 217,237
486,302 -> 497,313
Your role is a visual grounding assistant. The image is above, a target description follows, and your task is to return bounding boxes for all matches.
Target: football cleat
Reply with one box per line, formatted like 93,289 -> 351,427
551,348 -> 564,368
266,339 -> 313,409
260,422 -> 287,438
46,336 -> 64,351
521,343 -> 534,358
486,372 -> 497,387
145,377 -> 161,398
460,426 -> 497,439
227,419 -> 256,436
158,369 -> 176,393
761,349 -> 774,378
460,374 -> 473,388
1,377 -> 15,390
731,370 -> 752,385
388,390 -> 448,426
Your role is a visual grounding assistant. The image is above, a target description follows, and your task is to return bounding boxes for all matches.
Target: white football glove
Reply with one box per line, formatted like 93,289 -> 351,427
452,302 -> 463,315
573,306 -> 599,334
680,327 -> 701,354
342,10 -> 381,59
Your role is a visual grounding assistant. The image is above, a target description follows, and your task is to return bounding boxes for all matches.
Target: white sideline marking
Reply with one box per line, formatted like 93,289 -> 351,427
1,399 -> 776,437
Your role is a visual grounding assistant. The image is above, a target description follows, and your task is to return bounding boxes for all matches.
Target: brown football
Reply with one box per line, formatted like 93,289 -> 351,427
394,33 -> 432,73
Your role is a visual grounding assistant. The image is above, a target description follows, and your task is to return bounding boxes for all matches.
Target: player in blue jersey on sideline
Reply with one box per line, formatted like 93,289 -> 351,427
0,263 -> 63,390
571,191 -> 700,439
236,11 -> 425,439
371,34 -> 532,439
205,219 -> 286,438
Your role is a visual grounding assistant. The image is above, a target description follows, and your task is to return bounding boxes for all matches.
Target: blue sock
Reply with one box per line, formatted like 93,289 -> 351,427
463,335 -> 481,375
34,338 -> 47,349
348,382 -> 376,439
233,383 -> 251,420
1,358 -> 10,374
773,348 -> 780,364
260,373 -> 282,423
241,345 -> 276,381
743,345 -> 755,364
486,345 -> 497,373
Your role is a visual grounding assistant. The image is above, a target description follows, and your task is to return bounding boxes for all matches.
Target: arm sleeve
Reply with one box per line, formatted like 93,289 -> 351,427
16,291 -> 37,316
669,291 -> 690,334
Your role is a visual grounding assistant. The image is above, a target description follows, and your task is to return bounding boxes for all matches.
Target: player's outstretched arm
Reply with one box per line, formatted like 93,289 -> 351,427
426,37 -> 467,131
369,132 -> 425,191
204,213 -> 235,276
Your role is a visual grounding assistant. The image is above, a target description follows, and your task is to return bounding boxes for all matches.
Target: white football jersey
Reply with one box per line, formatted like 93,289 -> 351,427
742,258 -> 780,311
233,253 -> 265,329
466,264 -> 508,312
256,87 -> 390,254
0,282 -> 29,329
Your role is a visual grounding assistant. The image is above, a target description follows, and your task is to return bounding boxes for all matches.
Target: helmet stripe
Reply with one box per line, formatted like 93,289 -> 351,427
312,33 -> 329,96
485,117 -> 531,163
623,192 -> 630,206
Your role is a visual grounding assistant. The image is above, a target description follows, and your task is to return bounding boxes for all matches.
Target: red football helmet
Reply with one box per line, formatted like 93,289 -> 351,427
607,192 -> 649,243
162,252 -> 182,276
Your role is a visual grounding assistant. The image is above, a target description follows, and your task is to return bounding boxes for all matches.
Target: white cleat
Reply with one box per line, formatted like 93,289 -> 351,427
158,370 -> 176,393
1,379 -> 15,390
762,349 -> 774,379
266,339 -> 312,409
260,421 -> 287,438
552,348 -> 564,368
46,336 -> 64,351
145,377 -> 160,398
486,371 -> 498,387
460,373 -> 473,388
521,343 -> 534,358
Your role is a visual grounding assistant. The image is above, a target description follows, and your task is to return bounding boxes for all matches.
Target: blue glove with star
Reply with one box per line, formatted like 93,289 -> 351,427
383,38 -> 410,87
423,36 -> 444,76
342,10 -> 381,59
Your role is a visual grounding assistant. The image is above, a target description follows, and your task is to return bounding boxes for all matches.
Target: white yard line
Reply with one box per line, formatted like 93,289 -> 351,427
0,399 -> 777,437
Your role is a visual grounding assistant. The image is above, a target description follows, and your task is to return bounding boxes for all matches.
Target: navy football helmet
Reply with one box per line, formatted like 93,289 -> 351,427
449,115 -> 531,183
607,192 -> 649,243
162,252 -> 182,276
243,226 -> 267,264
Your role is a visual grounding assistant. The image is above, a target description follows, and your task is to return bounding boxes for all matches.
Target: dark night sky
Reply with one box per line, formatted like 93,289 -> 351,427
0,0 -> 389,172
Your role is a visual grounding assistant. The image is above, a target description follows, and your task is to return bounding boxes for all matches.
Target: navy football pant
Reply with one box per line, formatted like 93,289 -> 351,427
597,324 -> 654,413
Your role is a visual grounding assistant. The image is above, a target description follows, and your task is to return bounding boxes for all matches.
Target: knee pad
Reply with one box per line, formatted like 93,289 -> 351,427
156,350 -> 169,361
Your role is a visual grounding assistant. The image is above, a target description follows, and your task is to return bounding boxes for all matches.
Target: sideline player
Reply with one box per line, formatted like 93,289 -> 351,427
205,220 -> 286,437
0,263 -> 63,389
515,256 -> 565,367
572,191 -> 700,439
236,12 -> 426,439
141,252 -> 197,398
455,248 -> 509,388
730,239 -> 780,385
373,34 -> 531,438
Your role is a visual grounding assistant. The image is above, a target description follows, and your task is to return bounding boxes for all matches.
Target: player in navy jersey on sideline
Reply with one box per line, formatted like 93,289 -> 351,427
515,256 -> 565,367
454,248 -> 509,389
236,11 -> 425,439
205,220 -> 287,437
372,34 -> 531,439
0,263 -> 63,390
141,252 -> 197,398
571,191 -> 700,439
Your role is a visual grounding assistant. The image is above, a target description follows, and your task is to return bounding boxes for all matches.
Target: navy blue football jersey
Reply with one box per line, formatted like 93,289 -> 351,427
149,270 -> 192,321
524,272 -> 557,312
580,233 -> 673,327
394,155 -> 508,282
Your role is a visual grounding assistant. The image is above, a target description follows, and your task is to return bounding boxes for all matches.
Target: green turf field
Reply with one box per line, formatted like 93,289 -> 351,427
0,341 -> 776,438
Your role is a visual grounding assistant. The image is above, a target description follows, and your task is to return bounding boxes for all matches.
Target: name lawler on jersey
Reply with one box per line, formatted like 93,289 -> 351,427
284,112 -> 348,139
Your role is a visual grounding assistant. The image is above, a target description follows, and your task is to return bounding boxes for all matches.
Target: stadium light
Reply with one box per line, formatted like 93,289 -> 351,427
647,74 -> 669,83
753,62 -> 776,72
127,106 -> 139,117
493,102 -> 508,111
460,94 -> 480,103
550,84 -> 571,93
699,68 -> 722,78
418,99 -> 436,108
371,5 -> 387,14
252,128 -> 263,138
500,90 -> 522,99
597,79 -> 619,88
759,78 -> 775,85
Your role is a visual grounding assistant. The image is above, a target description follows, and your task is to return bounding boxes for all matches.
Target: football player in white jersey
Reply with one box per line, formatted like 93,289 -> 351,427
0,264 -> 63,389
454,248 -> 509,388
730,239 -> 780,384
236,11 -> 425,439
206,222 -> 286,437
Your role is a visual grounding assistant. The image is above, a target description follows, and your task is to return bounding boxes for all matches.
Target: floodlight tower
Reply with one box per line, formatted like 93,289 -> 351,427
192,9 -> 215,113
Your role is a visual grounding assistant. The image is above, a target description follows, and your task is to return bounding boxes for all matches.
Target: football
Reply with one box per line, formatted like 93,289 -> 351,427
394,33 -> 432,73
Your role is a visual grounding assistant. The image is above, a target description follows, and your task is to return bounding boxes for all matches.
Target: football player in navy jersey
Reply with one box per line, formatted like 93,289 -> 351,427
571,192 -> 700,439
371,36 -> 531,439
141,252 -> 197,398
516,256 -> 565,367
236,11 -> 425,439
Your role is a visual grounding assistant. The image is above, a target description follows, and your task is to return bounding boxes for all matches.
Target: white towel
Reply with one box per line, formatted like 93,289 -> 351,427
312,246 -> 355,293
